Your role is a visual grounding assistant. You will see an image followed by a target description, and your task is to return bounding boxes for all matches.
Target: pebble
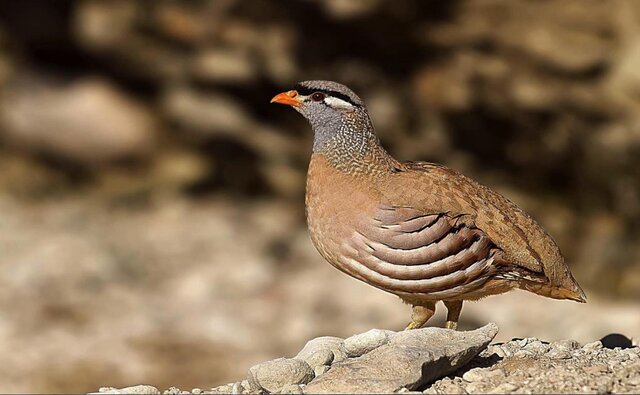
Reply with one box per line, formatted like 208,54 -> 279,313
92,385 -> 160,394
546,348 -> 572,360
524,340 -> 549,354
462,368 -> 485,382
296,336 -> 346,364
240,380 -> 255,392
553,339 -> 581,350
583,364 -> 608,374
231,382 -> 243,395
488,382 -> 519,393
191,389 -> 201,395
583,341 -> 603,351
248,358 -> 314,393
296,348 -> 333,369
491,345 -> 512,358
344,328 -> 391,357
514,349 -> 536,358
278,384 -> 304,394
422,387 -> 438,395
435,381 -> 468,394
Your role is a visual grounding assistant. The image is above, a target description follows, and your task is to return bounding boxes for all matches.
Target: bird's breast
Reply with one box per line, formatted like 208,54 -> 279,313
305,154 -> 380,270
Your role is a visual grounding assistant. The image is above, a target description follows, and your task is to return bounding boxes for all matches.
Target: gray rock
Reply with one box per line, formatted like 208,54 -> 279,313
248,358 -> 314,393
0,77 -> 156,165
344,328 -> 391,357
304,323 -> 498,394
90,385 -> 161,394
296,336 -> 347,364
296,348 -> 334,369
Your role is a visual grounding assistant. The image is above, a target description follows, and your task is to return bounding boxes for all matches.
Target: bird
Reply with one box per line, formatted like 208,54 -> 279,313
271,80 -> 586,330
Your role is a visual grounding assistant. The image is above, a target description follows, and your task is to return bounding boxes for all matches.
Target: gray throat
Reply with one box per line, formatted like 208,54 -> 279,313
310,112 -> 401,175
311,112 -> 378,159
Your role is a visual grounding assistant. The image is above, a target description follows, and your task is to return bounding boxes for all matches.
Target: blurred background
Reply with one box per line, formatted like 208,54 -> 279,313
0,0 -> 639,392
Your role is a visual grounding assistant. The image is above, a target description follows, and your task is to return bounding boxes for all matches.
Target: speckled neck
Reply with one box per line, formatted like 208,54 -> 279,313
312,110 -> 400,175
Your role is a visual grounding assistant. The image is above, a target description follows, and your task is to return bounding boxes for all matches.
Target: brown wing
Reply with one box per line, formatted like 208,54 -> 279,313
384,162 -> 582,293
339,205 -> 499,300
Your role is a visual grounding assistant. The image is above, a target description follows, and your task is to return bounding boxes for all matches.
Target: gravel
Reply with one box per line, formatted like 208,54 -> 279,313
425,339 -> 640,394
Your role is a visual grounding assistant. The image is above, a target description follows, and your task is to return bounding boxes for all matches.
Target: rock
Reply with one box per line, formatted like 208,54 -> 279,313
278,384 -> 304,394
546,349 -> 572,360
583,341 -> 604,351
314,365 -> 330,377
320,0 -> 383,19
431,381 -> 468,394
90,385 -> 160,394
296,336 -> 347,364
240,379 -> 256,393
582,364 -> 608,375
162,87 -> 251,135
248,358 -> 314,393
461,368 -> 485,382
74,1 -> 137,51
0,76 -> 156,165
344,328 -> 391,357
552,339 -> 581,350
296,348 -> 334,369
304,323 -> 498,394
489,382 -> 519,393
191,49 -> 257,83
231,382 -> 243,395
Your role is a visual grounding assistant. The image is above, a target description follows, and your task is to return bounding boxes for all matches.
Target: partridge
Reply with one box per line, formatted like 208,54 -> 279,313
271,80 -> 586,330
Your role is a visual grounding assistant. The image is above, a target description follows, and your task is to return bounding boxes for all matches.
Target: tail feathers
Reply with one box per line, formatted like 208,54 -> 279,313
498,268 -> 587,303
520,280 -> 587,303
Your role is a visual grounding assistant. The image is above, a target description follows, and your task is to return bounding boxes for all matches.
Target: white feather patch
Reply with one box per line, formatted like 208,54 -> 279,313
324,96 -> 354,110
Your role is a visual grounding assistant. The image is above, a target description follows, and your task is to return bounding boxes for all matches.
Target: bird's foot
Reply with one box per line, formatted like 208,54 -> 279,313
404,303 -> 436,330
405,320 -> 424,330
444,320 -> 458,330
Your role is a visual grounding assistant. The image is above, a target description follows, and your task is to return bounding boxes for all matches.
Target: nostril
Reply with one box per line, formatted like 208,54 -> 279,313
287,90 -> 298,97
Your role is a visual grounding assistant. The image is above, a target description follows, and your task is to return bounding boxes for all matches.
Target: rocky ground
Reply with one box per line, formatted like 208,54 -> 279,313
91,324 -> 640,394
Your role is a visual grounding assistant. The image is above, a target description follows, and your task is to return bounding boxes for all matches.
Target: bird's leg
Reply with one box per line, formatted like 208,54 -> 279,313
443,300 -> 463,330
405,302 -> 436,330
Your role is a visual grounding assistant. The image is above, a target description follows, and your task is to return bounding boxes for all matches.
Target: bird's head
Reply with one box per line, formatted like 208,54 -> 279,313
271,80 -> 379,156
271,80 -> 366,129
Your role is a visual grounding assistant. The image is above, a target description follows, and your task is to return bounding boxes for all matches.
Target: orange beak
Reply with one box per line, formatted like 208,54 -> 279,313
270,90 -> 301,106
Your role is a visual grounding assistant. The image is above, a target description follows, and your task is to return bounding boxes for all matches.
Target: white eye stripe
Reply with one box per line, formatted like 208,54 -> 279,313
323,96 -> 354,109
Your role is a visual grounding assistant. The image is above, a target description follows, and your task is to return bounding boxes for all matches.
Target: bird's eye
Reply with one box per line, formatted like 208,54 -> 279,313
311,92 -> 326,102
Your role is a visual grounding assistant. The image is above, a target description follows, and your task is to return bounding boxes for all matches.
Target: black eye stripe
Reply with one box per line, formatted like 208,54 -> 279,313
293,85 -> 360,107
